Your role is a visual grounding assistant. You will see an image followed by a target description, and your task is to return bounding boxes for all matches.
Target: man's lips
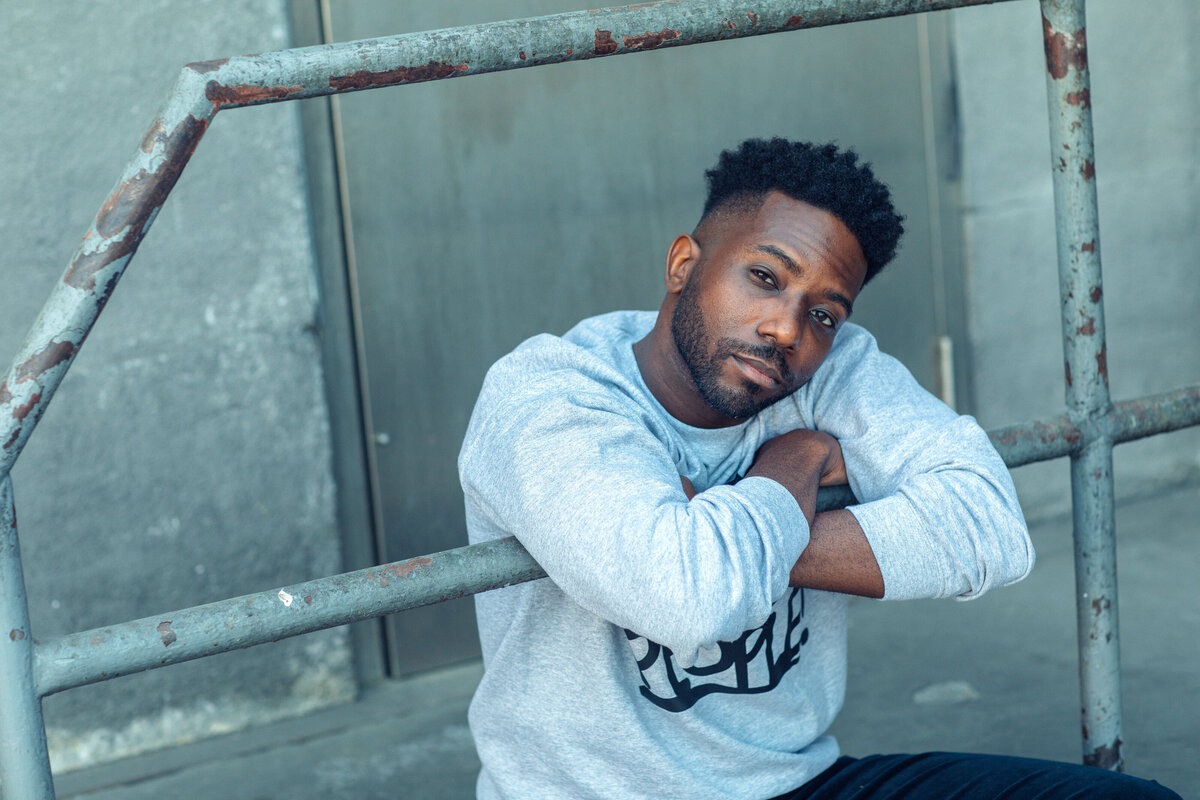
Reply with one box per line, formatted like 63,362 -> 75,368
731,354 -> 782,388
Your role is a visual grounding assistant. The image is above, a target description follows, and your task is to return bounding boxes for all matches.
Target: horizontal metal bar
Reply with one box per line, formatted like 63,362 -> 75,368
31,385 -> 1200,697
0,0 -> 1023,480
177,0 -> 1023,109
34,537 -> 545,697
988,384 -> 1200,468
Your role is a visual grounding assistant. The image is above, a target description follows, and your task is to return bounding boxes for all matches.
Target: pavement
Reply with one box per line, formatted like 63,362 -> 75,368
54,485 -> 1200,799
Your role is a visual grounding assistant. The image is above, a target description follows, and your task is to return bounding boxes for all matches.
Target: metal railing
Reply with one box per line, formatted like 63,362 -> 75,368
2,1 -> 1198,796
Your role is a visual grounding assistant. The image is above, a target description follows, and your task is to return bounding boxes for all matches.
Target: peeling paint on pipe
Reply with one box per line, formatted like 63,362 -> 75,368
1040,0 -> 1123,772
33,536 -> 546,698
988,385 -> 1200,468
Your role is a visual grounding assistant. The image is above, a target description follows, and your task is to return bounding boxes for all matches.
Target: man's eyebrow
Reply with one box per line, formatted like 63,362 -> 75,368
752,244 -> 801,276
823,289 -> 854,317
752,244 -> 855,316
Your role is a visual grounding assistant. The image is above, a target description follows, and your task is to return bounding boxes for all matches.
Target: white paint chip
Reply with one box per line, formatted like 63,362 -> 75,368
278,590 -> 294,607
913,680 -> 980,705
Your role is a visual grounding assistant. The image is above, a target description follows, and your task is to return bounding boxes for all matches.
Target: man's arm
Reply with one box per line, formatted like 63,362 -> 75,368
462,351 -> 811,668
790,325 -> 1032,602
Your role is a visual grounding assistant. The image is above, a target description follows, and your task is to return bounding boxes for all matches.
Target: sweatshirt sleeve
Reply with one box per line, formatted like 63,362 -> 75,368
459,357 -> 808,668
804,326 -> 1034,601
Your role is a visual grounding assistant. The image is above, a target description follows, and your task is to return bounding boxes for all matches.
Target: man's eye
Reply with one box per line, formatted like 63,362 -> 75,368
811,309 -> 836,329
750,268 -> 776,287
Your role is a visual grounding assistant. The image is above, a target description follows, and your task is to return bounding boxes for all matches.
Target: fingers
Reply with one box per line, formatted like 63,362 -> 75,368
680,475 -> 697,500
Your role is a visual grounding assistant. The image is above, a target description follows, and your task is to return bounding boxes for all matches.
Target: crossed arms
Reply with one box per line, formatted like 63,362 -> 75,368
682,429 -> 885,599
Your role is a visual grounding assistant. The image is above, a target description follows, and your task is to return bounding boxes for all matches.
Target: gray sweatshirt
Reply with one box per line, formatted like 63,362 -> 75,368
459,310 -> 1032,800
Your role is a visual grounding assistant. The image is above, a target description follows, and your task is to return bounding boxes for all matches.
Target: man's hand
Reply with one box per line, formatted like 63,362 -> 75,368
747,429 -> 884,599
744,429 -> 844,525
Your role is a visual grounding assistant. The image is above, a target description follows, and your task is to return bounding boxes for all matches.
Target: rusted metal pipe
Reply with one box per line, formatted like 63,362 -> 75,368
0,479 -> 55,798
1040,0 -> 1123,771
988,384 -> 1200,468
34,536 -> 545,698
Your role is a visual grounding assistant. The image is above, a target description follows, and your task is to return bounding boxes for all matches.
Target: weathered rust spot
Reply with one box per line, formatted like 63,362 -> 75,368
519,50 -> 527,60
747,11 -> 759,24
0,381 -> 12,407
188,57 -> 230,74
1096,343 -> 1108,381
566,49 -> 574,56
1077,317 -> 1095,336
139,120 -> 166,154
1042,16 -> 1088,80
3,428 -> 19,451
329,61 -> 467,91
9,629 -> 25,642
1090,285 -> 1102,303
1081,159 -> 1095,180
206,82 -> 305,107
594,29 -> 618,55
1066,88 -> 1090,108
157,620 -> 177,647
12,392 -> 41,421
1064,361 -> 1072,387
304,595 -> 313,606
68,114 -> 209,292
1091,596 -> 1111,614
15,340 -> 77,384
381,556 -> 434,580
1081,240 -> 1095,253
786,16 -> 804,27
1083,738 -> 1122,769
623,29 -> 680,50
723,19 -> 736,30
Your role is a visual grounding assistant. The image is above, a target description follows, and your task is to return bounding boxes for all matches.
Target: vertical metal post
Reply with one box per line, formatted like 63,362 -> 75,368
0,478 -> 56,798
1039,0 -> 1123,770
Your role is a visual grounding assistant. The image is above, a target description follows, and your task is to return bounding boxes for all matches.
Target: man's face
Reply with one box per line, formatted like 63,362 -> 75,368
668,192 -> 868,425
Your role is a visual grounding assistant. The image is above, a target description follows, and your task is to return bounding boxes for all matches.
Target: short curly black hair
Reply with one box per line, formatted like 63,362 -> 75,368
699,138 -> 905,284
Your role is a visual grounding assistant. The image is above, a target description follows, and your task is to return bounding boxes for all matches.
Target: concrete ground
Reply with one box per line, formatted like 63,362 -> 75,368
54,485 -> 1199,799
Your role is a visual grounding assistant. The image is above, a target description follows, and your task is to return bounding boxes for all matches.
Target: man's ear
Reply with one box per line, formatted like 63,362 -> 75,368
665,234 -> 701,294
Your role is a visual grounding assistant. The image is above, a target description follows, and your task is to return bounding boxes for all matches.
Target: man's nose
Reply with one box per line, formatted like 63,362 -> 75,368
756,303 -> 802,350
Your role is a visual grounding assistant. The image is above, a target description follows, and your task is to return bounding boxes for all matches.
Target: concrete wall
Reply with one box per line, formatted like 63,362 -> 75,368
1,1 -> 355,771
951,0 -> 1200,519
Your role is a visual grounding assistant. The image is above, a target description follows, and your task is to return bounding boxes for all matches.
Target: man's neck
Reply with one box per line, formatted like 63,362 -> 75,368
632,315 -> 740,429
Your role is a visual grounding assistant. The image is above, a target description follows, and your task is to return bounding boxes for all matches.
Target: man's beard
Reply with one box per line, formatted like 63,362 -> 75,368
670,277 -> 793,421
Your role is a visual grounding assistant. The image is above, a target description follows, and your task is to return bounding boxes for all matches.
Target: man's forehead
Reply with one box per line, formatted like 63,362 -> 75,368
729,193 -> 868,286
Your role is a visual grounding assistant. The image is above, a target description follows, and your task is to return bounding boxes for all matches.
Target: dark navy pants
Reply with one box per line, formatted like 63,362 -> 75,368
771,753 -> 1181,800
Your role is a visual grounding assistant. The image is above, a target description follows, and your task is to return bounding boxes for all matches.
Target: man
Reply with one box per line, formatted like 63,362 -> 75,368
458,139 -> 1178,799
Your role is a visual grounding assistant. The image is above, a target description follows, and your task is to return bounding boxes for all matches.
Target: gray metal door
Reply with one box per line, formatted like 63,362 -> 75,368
320,1 -> 967,675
